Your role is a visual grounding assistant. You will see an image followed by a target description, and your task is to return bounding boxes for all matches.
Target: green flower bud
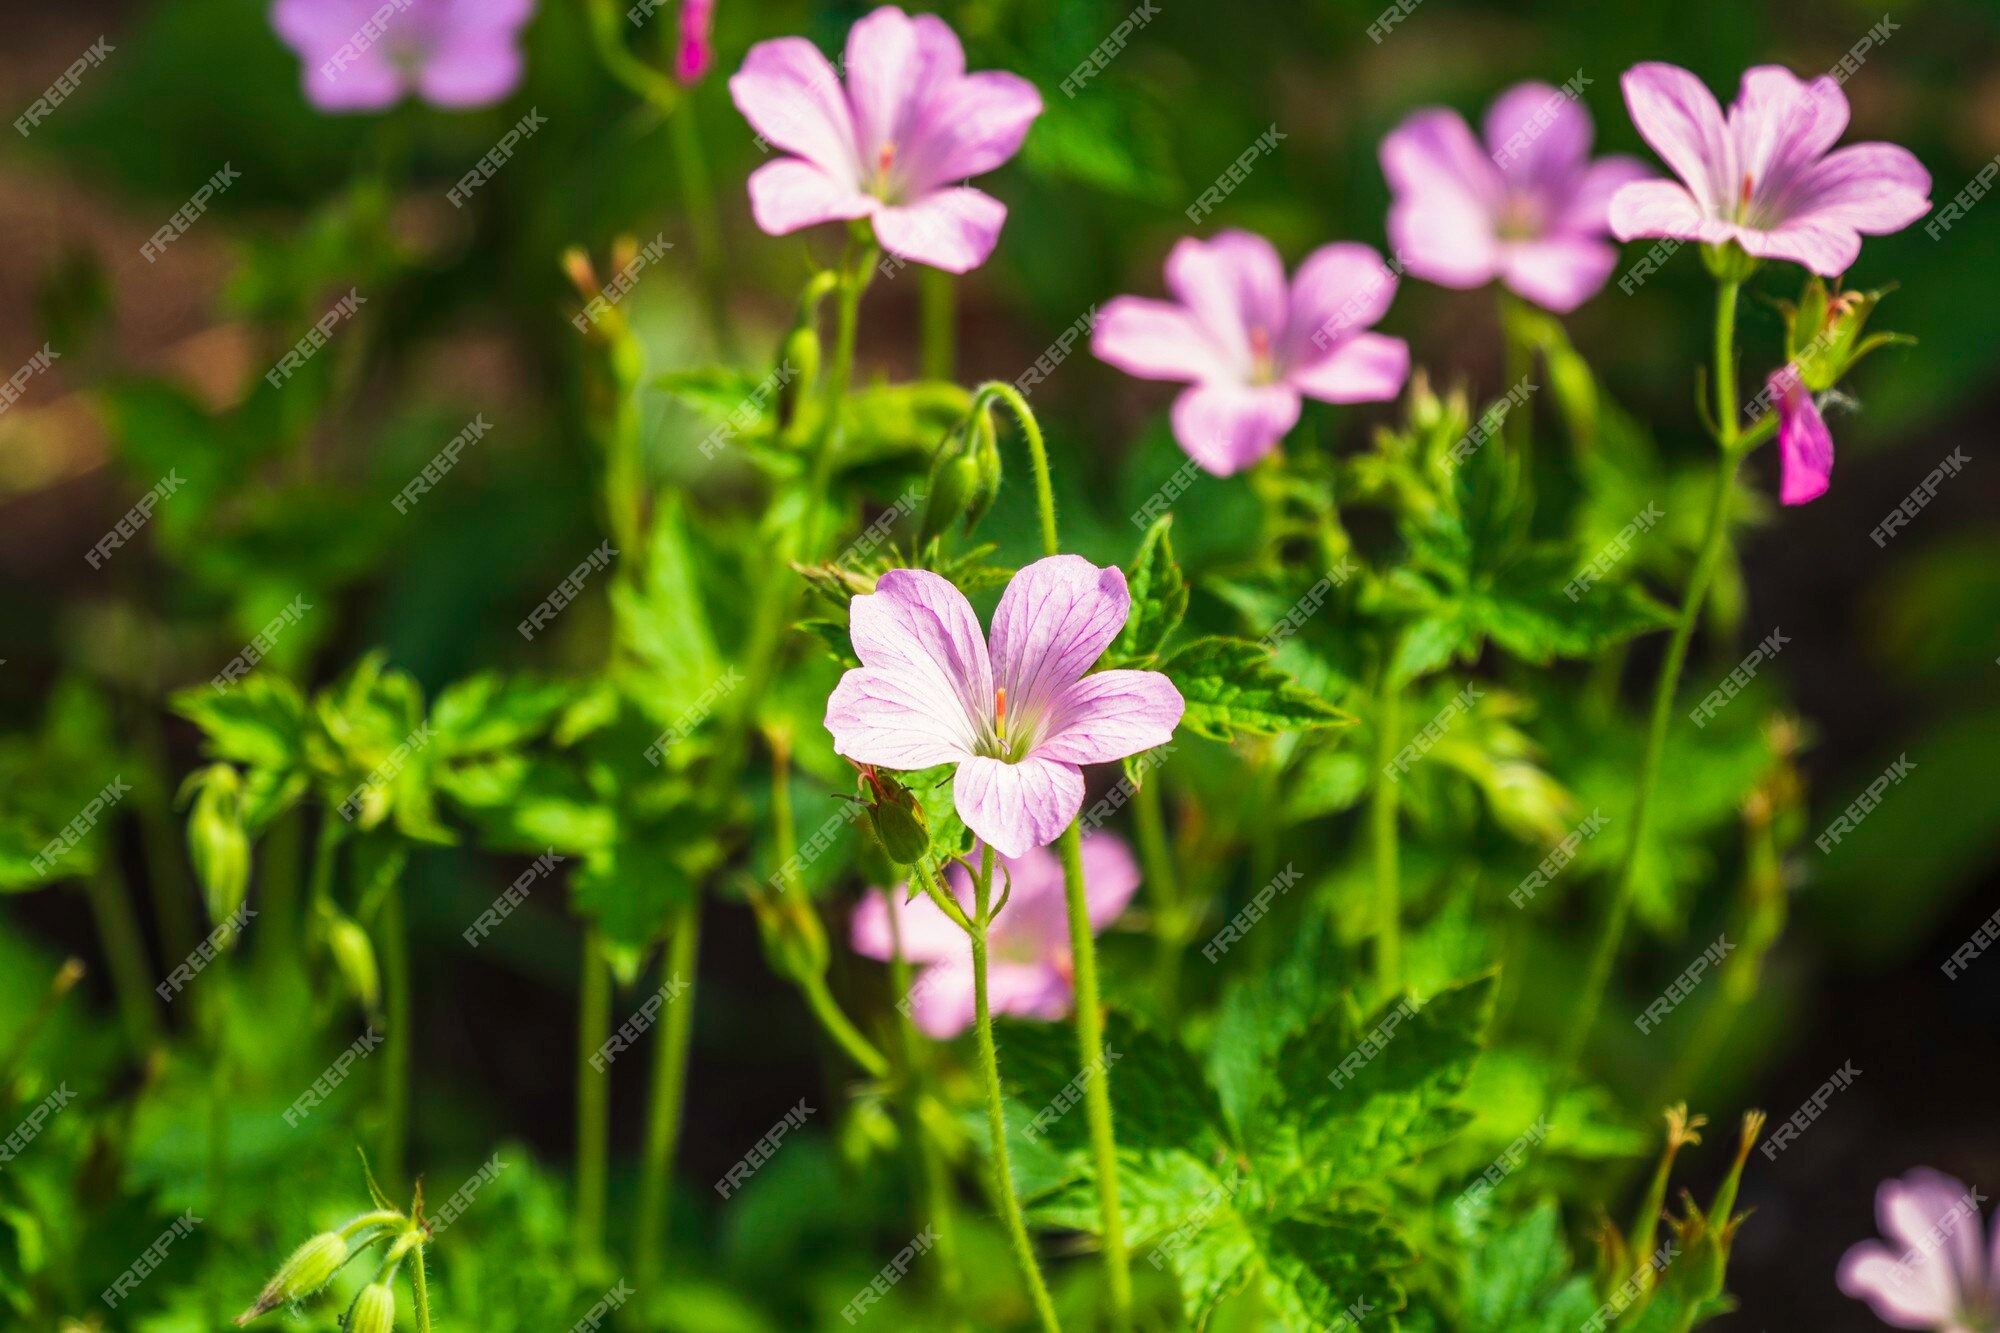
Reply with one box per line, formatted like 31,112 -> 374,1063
963,408 -> 1002,532
238,1231 -> 346,1323
918,439 -> 981,548
1779,275 -> 1909,393
324,909 -> 380,1012
348,1282 -> 396,1333
183,764 -> 250,934
779,325 -> 821,434
864,772 -> 931,865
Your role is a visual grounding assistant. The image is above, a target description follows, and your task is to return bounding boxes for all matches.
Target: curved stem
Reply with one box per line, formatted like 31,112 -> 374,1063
971,847 -> 1063,1333
1058,824 -> 1132,1332
795,968 -> 889,1079
1370,649 -> 1405,993
1557,280 -> 1747,1092
973,381 -> 1058,558
635,900 -> 701,1286
575,929 -> 611,1267
1134,780 -> 1183,1022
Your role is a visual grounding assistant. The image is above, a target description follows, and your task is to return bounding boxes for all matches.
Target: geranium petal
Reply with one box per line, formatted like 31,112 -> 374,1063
1381,108 -> 1501,288
1079,832 -> 1141,929
1733,215 -> 1861,277
1283,242 -> 1398,365
417,35 -> 523,107
872,188 -> 1007,273
954,755 -> 1084,857
729,36 -> 860,182
1287,332 -> 1409,406
1093,297 -> 1223,384
746,158 -> 878,235
901,70 -> 1043,191
1499,237 -> 1620,313
1621,62 -> 1736,213
850,882 -> 970,964
1164,231 -> 1290,374
1771,369 -> 1833,505
1881,1169 -> 1984,1291
831,567 -> 991,762
1036,669 -> 1184,766
825,668 -> 979,767
1837,1240 -> 1959,1327
986,961 -> 1074,1022
1170,382 -> 1300,476
844,7 -> 964,165
1560,155 -> 1654,232
1730,66 -> 1848,206
989,555 -> 1132,724
1782,142 -> 1932,235
1484,81 -> 1592,192
908,952 -> 977,1037
1608,179 -> 1713,242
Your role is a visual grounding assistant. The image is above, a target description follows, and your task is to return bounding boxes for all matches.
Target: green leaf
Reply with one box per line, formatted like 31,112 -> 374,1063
1258,1213 -> 1413,1331
1116,516 -> 1188,663
1459,1203 -> 1577,1332
1164,637 -> 1352,741
652,366 -> 779,439
173,675 -> 309,771
1254,976 -> 1495,1200
430,674 -> 578,756
833,380 -> 972,469
611,494 -> 725,731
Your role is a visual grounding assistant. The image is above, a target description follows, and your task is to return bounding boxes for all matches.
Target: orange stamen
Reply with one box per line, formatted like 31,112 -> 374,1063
877,141 -> 896,176
1740,173 -> 1754,208
995,686 -> 1008,730
1248,326 -> 1271,361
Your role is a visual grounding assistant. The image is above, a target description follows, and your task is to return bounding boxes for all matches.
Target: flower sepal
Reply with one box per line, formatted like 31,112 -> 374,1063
1778,275 -> 1913,393
1699,239 -> 1761,285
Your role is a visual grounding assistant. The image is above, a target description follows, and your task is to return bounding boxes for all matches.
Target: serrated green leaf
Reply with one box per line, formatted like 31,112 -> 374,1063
1164,637 -> 1352,741
1116,516 -> 1188,663
173,675 -> 309,771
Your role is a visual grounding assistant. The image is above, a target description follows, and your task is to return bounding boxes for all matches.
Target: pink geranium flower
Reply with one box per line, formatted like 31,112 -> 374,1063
1609,63 -> 1931,275
824,556 -> 1183,858
1766,363 -> 1834,504
676,0 -> 715,85
851,834 -> 1139,1037
1092,230 -> 1410,476
271,0 -> 535,113
727,6 -> 1043,273
1380,81 -> 1653,313
1838,1167 -> 1997,1330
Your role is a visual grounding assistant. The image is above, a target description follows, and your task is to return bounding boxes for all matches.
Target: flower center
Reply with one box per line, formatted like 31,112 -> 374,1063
1248,326 -> 1276,384
1735,172 -> 1755,224
873,141 -> 899,198
976,684 -> 1047,763
1496,193 -> 1541,241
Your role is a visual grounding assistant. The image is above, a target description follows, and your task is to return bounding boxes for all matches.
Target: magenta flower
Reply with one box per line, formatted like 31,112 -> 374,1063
1838,1167 -> 1997,1330
1766,363 -> 1834,504
676,0 -> 715,86
1092,230 -> 1410,476
1380,81 -> 1652,313
727,6 -> 1043,274
1609,63 -> 1931,276
823,556 -> 1183,858
851,834 -> 1139,1037
271,0 -> 535,113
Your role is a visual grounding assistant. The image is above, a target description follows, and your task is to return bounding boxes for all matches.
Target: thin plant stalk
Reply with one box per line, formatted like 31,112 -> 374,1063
979,377 -> 1131,1331
410,1244 -> 432,1333
379,884 -> 411,1190
1370,653 -> 1404,992
883,886 -> 966,1325
1557,277 -> 1757,1088
920,267 -> 954,380
575,929 -> 612,1267
81,861 -> 158,1052
968,848 -> 1063,1333
635,900 -> 700,1286
669,97 -> 738,357
1134,779 -> 1184,1021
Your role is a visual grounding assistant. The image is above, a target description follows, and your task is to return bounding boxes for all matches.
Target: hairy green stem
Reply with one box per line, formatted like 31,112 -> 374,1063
920,267 -> 954,381
973,381 -> 1058,557
1134,779 -> 1183,1021
635,900 -> 700,1286
1557,280 -> 1747,1090
1059,824 -> 1132,1331
884,887 -> 966,1324
971,847 -> 1063,1333
410,1243 -> 432,1333
575,929 -> 612,1267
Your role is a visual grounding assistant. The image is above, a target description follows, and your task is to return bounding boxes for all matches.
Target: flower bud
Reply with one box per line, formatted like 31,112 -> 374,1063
779,325 -> 821,434
349,1282 -> 396,1333
184,764 -> 250,933
1779,275 -> 1909,393
864,772 -> 931,865
918,439 -> 981,548
964,408 -> 1002,532
238,1231 -> 346,1323
324,909 -> 380,1012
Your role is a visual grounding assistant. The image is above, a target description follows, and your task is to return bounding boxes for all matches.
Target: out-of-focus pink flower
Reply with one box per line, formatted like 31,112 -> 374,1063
1837,1167 -> 1997,1330
1766,363 -> 1833,505
823,556 -> 1183,857
676,0 -> 714,86
850,834 -> 1139,1037
1091,230 -> 1410,476
1379,81 -> 1652,313
1610,63 -> 1931,276
727,5 -> 1042,273
271,0 -> 536,113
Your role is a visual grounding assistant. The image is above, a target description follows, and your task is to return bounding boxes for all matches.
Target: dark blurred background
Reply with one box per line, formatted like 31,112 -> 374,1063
2,0 -> 1997,1327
